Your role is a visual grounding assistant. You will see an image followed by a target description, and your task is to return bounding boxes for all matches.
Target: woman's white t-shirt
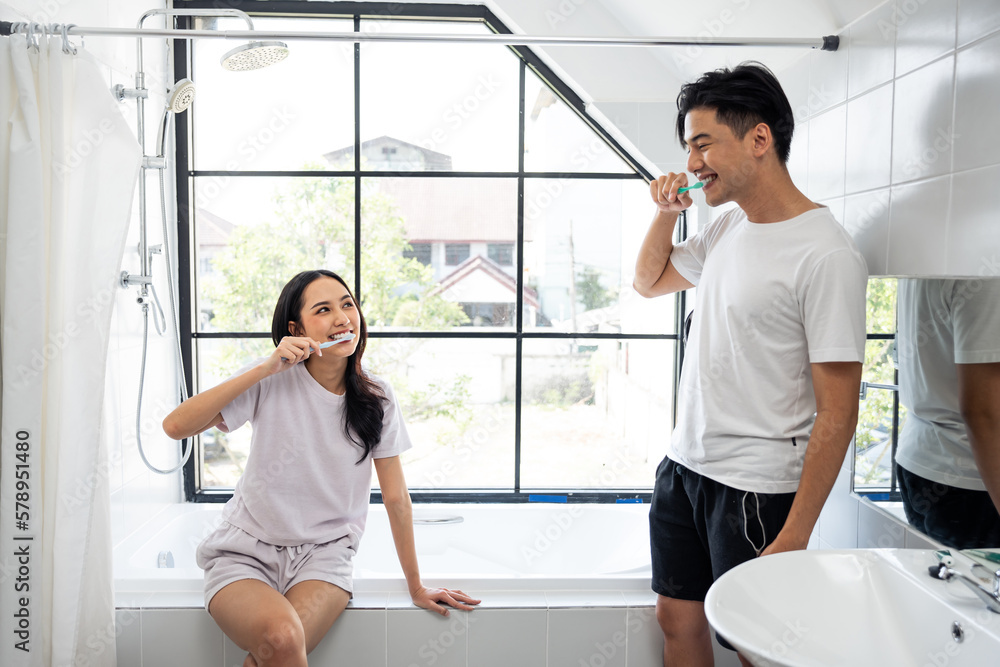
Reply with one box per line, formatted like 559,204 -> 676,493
218,361 -> 412,547
668,205 -> 868,493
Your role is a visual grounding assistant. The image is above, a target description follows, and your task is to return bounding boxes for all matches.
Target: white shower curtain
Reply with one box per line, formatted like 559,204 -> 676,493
0,32 -> 140,667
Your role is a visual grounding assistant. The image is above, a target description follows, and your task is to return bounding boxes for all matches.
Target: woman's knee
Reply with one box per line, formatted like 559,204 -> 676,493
251,617 -> 307,664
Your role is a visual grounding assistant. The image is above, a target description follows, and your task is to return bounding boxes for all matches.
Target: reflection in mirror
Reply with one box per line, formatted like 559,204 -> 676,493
895,278 -> 1000,549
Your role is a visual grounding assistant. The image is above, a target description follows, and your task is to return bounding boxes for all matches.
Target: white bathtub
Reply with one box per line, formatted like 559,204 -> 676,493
113,502 -> 653,597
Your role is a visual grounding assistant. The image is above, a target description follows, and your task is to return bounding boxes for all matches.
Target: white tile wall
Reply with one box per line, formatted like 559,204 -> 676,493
890,56 -> 956,186
846,83 -> 893,194
803,0 -> 1000,276
894,0 -> 957,76
312,608 -> 388,667
807,40 -> 850,115
947,164 -> 1000,276
124,601 -> 706,667
115,609 -> 142,667
467,609 -> 547,667
957,0 -> 1000,47
806,105 -> 847,200
387,608 -> 470,667
848,2 -> 897,98
887,175 -> 951,275
843,189 -> 891,274
953,31 -> 1000,173
141,609 -> 224,667
817,467 -> 859,548
857,499 -> 907,549
548,608 -> 628,667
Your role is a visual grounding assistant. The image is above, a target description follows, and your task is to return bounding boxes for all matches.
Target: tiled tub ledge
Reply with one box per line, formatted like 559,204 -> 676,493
115,589 -> 666,667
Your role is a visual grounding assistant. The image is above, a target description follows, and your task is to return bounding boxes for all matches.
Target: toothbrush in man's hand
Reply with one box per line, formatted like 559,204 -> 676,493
281,334 -> 356,361
677,181 -> 704,194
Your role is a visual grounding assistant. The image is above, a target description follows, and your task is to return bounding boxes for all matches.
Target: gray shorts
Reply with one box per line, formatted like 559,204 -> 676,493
196,521 -> 355,611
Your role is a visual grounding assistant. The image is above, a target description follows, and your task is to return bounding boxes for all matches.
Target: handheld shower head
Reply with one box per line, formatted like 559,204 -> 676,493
155,79 -> 196,158
167,78 -> 196,113
221,41 -> 289,71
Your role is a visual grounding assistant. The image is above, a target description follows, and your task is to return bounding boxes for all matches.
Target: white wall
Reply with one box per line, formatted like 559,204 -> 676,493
0,0 -> 185,547
787,0 -> 1000,277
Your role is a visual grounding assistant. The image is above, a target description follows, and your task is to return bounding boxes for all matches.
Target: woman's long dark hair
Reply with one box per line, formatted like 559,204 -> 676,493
272,270 -> 386,463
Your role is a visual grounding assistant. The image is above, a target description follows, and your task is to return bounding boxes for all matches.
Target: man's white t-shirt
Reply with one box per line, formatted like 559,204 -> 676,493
218,361 -> 412,547
668,205 -> 868,493
895,278 -> 1000,490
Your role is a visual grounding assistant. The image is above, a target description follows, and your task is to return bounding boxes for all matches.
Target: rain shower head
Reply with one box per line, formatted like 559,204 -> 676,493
167,78 -> 196,113
221,41 -> 289,71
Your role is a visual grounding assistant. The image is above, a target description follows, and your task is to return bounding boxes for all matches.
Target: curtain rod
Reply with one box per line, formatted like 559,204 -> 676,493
0,21 -> 840,50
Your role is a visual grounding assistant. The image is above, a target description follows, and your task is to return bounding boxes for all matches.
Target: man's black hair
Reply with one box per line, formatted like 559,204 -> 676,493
676,62 -> 794,164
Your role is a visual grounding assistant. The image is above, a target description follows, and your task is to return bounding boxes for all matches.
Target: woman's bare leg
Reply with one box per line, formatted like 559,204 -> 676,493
283,580 -> 351,654
208,579 -> 308,667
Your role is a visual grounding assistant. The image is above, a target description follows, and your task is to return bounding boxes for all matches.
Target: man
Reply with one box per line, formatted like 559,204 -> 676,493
633,63 -> 867,666
895,278 -> 1000,549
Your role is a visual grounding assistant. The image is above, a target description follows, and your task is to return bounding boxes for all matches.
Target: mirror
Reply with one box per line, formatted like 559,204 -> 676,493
858,277 -> 1000,550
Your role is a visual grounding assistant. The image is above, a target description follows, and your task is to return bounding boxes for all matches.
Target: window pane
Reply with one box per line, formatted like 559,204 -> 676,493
197,337 -> 274,489
445,244 -> 470,266
864,339 -> 895,385
866,278 -> 897,334
359,20 -> 519,172
524,178 -> 672,334
488,243 -> 514,266
854,387 -> 896,490
520,338 -> 673,488
524,70 -> 632,173
195,176 -> 356,332
365,337 -> 517,489
360,177 -> 517,331
191,17 -> 355,171
403,243 -> 432,266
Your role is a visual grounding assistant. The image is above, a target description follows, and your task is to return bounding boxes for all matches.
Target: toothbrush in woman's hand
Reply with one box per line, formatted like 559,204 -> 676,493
281,334 -> 356,361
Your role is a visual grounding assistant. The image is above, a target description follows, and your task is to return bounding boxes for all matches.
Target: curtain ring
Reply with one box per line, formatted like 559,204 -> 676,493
26,22 -> 44,51
61,24 -> 77,55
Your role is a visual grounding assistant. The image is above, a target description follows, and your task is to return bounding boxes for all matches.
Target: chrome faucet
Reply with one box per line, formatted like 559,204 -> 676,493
929,562 -> 1000,614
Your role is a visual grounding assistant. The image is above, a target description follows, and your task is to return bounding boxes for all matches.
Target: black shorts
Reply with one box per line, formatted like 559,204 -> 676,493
649,457 -> 796,602
897,463 -> 1000,550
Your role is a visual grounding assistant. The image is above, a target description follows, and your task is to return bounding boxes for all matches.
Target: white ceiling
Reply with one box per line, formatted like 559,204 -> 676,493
485,0 -> 887,102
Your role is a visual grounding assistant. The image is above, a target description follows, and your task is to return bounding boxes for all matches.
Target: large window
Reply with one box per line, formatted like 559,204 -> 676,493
178,3 -> 670,501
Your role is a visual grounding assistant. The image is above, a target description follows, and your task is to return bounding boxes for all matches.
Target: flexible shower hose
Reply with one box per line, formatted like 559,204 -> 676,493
134,167 -> 192,475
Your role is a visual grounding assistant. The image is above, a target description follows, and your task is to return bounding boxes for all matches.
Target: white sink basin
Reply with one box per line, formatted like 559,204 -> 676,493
705,549 -> 1000,667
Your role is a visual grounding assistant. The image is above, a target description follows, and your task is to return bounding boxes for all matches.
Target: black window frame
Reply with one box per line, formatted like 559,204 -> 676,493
173,0 -> 682,504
